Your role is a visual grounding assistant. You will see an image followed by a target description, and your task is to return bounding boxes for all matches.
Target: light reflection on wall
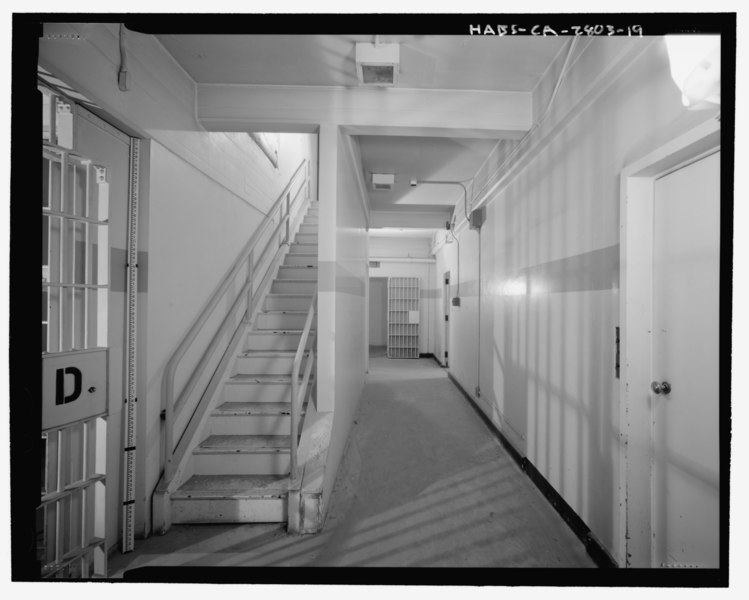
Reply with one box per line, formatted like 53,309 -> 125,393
500,276 -> 528,297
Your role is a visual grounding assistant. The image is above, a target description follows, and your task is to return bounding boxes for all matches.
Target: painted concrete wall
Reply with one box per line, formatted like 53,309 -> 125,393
432,37 -> 718,564
369,236 -> 432,259
39,23 -> 318,543
369,277 -> 388,347
317,126 -> 369,513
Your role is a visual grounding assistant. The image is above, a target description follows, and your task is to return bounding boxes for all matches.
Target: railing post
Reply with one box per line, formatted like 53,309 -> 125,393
285,192 -> 291,244
290,375 -> 298,475
164,381 -> 174,481
247,249 -> 254,320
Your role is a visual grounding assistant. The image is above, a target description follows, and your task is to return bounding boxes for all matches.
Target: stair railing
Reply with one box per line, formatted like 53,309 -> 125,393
290,294 -> 317,475
162,159 -> 310,483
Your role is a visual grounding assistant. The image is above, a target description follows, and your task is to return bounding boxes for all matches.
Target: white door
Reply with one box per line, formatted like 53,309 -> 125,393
651,151 -> 720,568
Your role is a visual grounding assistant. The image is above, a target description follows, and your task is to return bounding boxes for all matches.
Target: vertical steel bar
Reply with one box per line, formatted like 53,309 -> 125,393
81,421 -> 88,550
55,428 -> 63,565
84,163 -> 90,348
49,95 -> 58,146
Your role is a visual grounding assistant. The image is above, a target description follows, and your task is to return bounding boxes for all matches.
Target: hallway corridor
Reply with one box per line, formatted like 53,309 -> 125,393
110,350 -> 594,575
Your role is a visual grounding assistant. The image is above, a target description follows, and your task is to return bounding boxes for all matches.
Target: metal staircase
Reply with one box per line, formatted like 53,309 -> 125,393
153,160 -> 318,532
170,204 -> 318,524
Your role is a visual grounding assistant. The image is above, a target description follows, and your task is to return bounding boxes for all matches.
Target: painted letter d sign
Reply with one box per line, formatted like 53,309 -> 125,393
56,367 -> 82,405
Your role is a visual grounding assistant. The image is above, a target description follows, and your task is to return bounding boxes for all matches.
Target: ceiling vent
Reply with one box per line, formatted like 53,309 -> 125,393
371,173 -> 395,191
356,42 -> 400,87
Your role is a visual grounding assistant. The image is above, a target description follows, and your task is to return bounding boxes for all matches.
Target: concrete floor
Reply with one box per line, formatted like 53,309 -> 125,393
109,348 -> 594,577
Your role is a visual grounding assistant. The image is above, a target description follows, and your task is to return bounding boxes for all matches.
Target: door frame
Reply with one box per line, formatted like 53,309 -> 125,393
443,271 -> 450,367
618,116 -> 721,568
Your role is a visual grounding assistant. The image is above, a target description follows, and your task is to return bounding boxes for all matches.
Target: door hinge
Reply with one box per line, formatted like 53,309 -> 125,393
615,326 -> 620,379
445,278 -> 449,285
444,351 -> 448,358
445,314 -> 449,322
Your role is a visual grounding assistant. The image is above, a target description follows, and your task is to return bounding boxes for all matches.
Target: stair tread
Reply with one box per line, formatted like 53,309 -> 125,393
248,329 -> 310,334
266,293 -> 315,297
238,349 -> 299,356
197,434 -> 291,453
214,401 -> 293,416
279,265 -> 318,269
271,279 -> 318,283
226,374 -> 310,384
174,474 -> 289,498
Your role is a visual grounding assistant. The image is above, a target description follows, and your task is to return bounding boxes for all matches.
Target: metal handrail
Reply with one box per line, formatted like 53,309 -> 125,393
162,159 -> 309,482
290,294 -> 317,475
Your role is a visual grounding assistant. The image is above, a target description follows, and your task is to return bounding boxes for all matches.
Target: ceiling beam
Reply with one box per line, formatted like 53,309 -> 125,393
197,85 -> 531,136
369,210 -> 452,230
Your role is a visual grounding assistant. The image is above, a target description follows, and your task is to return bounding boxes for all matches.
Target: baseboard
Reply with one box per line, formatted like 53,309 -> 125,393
419,352 -> 444,368
446,372 -> 618,569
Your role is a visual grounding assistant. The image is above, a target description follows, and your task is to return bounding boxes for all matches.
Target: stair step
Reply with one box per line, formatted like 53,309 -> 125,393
213,401 -> 293,416
197,434 -> 291,452
284,253 -> 318,267
255,311 -> 316,330
295,233 -> 318,244
234,350 -> 297,375
277,265 -> 318,279
224,374 -> 309,403
175,474 -> 289,498
171,475 -> 288,524
264,293 -> 314,311
193,435 -> 291,475
246,329 -> 304,350
298,224 -> 317,234
288,243 -> 318,254
209,401 -> 298,436
271,279 -> 317,294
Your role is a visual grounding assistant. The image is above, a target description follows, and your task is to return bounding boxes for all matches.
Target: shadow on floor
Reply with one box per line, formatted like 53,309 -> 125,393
110,351 -> 594,578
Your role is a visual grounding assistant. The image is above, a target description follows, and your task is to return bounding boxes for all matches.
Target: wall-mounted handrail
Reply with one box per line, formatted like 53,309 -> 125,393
162,159 -> 309,483
290,294 -> 317,475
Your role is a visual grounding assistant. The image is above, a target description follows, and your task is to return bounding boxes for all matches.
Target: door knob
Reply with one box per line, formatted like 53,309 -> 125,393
651,381 -> 672,395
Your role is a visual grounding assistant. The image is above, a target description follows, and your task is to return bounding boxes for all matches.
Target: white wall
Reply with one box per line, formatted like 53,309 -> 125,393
368,277 -> 388,347
317,126 -> 369,513
39,23 -> 318,543
432,37 -> 719,564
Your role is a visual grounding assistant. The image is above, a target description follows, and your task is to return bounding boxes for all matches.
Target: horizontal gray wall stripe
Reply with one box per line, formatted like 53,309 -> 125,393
318,260 -> 366,296
420,288 -> 441,299
523,244 -> 619,294
445,245 -> 619,298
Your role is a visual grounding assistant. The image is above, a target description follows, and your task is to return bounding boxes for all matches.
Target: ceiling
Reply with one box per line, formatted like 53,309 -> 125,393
156,34 -> 567,229
156,34 -> 565,91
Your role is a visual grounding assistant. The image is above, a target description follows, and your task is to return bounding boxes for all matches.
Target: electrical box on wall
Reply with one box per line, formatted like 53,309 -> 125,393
469,207 -> 486,230
452,297 -> 461,306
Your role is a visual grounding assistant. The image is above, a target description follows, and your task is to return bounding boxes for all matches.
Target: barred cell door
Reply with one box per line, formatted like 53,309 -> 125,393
39,86 -> 132,577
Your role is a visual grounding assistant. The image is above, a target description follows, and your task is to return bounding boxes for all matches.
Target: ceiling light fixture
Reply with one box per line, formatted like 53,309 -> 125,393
665,35 -> 721,110
356,41 -> 400,87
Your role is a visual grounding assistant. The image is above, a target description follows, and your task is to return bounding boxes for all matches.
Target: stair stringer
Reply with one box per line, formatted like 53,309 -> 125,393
287,390 -> 332,535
